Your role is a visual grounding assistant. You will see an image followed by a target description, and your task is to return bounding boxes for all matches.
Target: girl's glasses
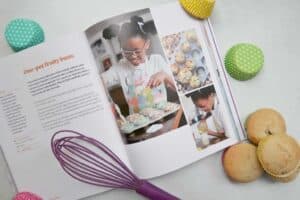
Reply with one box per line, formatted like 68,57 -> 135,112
122,49 -> 144,57
121,42 -> 147,57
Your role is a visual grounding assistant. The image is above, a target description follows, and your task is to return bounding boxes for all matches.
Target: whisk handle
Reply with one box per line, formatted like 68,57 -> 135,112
136,180 -> 179,200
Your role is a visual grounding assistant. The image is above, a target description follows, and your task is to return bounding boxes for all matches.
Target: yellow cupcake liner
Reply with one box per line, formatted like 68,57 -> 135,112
179,0 -> 216,19
257,135 -> 300,179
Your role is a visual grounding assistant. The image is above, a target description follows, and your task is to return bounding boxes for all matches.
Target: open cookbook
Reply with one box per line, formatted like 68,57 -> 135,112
0,2 -> 246,200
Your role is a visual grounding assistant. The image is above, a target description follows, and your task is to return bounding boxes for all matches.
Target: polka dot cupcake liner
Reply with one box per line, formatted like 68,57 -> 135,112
5,18 -> 45,52
224,43 -> 264,81
179,0 -> 216,19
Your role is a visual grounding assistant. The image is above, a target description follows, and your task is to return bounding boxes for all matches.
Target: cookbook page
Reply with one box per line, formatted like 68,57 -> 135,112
84,2 -> 243,179
0,32 -> 130,200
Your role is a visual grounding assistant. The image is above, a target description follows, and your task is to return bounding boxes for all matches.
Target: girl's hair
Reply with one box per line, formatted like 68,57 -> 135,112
189,85 -> 216,103
118,16 -> 155,45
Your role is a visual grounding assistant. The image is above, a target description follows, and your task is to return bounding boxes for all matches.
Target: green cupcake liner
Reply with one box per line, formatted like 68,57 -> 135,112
225,43 -> 264,81
5,18 -> 45,52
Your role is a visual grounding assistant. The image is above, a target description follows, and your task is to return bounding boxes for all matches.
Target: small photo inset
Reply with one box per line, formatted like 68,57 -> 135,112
161,29 -> 212,95
180,85 -> 227,150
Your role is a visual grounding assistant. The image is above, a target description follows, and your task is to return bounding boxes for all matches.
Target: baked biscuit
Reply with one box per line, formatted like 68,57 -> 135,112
245,108 -> 286,144
223,143 -> 264,182
257,134 -> 300,182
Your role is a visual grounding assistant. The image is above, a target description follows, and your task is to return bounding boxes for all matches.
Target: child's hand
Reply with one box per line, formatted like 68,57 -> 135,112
208,129 -> 225,138
147,71 -> 167,88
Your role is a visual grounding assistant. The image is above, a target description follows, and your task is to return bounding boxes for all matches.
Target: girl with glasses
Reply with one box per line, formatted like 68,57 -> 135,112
102,16 -> 176,114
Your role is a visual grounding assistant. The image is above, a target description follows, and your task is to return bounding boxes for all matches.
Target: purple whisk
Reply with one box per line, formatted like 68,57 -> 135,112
51,130 -> 179,200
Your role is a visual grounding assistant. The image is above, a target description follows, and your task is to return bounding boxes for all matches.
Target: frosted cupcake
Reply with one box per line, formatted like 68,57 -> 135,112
126,113 -> 149,126
140,108 -> 165,120
154,101 -> 167,110
162,36 -> 174,49
185,31 -> 198,43
154,102 -> 179,112
175,51 -> 186,64
177,67 -> 193,84
196,40 -> 202,48
172,34 -> 181,48
120,121 -> 135,133
189,75 -> 201,88
184,60 -> 195,71
171,63 -> 180,75
163,102 -> 180,112
165,49 -> 173,60
181,42 -> 191,53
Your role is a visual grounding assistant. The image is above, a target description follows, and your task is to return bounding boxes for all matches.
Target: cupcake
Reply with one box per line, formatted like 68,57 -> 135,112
172,34 -> 181,48
164,102 -> 180,112
175,51 -> 186,64
196,40 -> 202,48
154,101 -> 167,110
245,108 -> 286,145
223,143 -> 264,183
162,36 -> 174,49
185,30 -> 198,43
140,107 -> 165,120
170,63 -> 180,75
181,42 -> 191,53
189,75 -> 201,88
126,113 -> 149,126
165,49 -> 173,60
257,134 -> 300,182
120,121 -> 135,133
156,102 -> 180,112
184,60 -> 195,71
177,68 -> 192,84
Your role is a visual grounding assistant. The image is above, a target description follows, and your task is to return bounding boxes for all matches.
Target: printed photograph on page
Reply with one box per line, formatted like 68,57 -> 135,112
85,9 -> 188,144
161,29 -> 228,150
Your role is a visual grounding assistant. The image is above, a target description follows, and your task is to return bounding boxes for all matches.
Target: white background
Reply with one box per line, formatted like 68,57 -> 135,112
0,0 -> 299,199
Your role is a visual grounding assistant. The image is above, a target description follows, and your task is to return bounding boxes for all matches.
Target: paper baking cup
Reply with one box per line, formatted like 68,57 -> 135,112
257,135 -> 300,181
179,0 -> 216,19
268,166 -> 300,182
5,18 -> 45,52
225,43 -> 264,81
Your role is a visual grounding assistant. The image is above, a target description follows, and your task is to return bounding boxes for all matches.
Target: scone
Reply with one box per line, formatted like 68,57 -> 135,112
184,60 -> 195,71
257,134 -> 300,182
223,143 -> 264,183
175,51 -> 186,64
245,108 -> 286,144
177,67 -> 192,84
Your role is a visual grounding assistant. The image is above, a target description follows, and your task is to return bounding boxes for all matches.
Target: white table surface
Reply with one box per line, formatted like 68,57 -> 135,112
0,0 -> 300,199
